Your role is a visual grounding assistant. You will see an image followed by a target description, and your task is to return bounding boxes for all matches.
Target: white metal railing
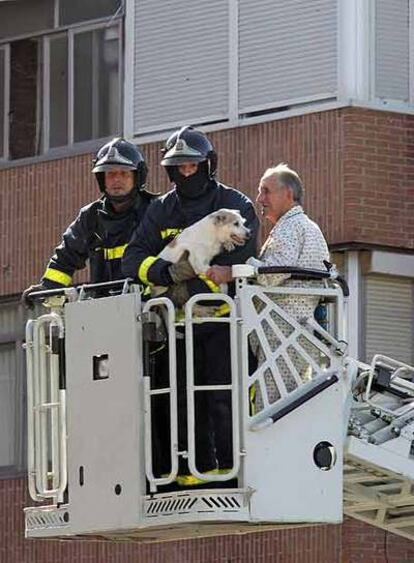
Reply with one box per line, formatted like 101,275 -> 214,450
185,293 -> 242,482
235,282 -> 347,429
140,271 -> 348,487
25,312 -> 67,503
143,298 -> 179,493
24,271 -> 349,501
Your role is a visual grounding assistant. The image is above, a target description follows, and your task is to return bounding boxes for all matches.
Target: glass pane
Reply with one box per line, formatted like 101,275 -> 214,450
0,0 -> 54,41
9,38 -> 42,160
96,26 -> 120,138
74,32 -> 93,142
0,49 -> 4,157
74,27 -> 120,143
49,36 -> 68,148
60,0 -> 120,26
0,343 -> 16,467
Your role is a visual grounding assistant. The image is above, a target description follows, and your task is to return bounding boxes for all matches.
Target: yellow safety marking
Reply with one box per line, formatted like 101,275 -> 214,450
138,256 -> 158,285
43,268 -> 72,287
198,273 -> 220,293
249,385 -> 256,416
103,244 -> 127,260
161,228 -> 183,239
214,303 -> 231,317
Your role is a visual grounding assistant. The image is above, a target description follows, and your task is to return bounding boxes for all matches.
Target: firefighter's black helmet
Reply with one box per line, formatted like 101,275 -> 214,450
161,126 -> 217,178
92,137 -> 148,192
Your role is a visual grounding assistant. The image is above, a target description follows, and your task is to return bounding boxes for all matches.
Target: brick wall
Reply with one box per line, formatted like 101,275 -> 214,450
341,516 -> 414,563
2,478 -> 414,562
1,106 -> 413,296
343,109 -> 414,248
1,106 -> 414,560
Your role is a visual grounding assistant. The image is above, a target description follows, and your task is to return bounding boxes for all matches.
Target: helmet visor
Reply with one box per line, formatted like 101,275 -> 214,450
161,136 -> 207,167
161,154 -> 206,166
92,163 -> 137,173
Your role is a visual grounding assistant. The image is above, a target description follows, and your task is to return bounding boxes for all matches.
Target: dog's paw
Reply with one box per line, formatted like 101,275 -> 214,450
192,304 -> 221,318
151,285 -> 169,297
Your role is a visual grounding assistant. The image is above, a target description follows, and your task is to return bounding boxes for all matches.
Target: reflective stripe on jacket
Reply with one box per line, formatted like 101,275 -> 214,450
42,192 -> 155,289
122,181 -> 259,299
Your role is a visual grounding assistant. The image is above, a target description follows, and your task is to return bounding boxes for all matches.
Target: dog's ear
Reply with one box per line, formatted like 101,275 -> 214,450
232,210 -> 246,224
212,211 -> 227,225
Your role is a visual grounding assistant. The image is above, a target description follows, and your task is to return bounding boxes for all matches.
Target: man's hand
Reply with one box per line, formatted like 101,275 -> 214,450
21,283 -> 46,309
205,265 -> 233,285
168,252 -> 196,283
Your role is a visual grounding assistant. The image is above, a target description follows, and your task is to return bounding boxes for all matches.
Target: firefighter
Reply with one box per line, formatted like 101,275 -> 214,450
122,126 -> 259,486
22,138 -> 155,301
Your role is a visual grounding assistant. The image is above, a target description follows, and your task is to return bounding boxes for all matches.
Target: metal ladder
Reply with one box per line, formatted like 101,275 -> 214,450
25,311 -> 67,504
143,293 -> 243,491
142,297 -> 179,492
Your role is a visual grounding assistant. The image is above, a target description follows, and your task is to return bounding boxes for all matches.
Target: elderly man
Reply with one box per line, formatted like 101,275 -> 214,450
250,162 -> 329,316
247,163 -> 330,404
209,162 -> 330,313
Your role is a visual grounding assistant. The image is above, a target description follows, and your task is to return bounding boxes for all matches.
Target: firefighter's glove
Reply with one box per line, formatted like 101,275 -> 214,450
165,282 -> 190,308
21,283 -> 46,309
168,253 -> 196,284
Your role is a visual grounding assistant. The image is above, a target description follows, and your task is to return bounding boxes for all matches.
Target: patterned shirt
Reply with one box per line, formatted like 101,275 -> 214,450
249,206 -> 331,403
254,205 -> 330,322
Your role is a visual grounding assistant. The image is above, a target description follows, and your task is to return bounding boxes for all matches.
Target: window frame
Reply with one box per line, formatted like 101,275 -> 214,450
0,44 -> 10,162
0,14 -> 123,162
0,302 -> 26,478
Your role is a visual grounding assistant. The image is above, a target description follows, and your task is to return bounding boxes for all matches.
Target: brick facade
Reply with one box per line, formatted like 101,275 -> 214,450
1,478 -> 414,562
343,110 -> 414,248
1,106 -> 414,561
1,106 -> 413,296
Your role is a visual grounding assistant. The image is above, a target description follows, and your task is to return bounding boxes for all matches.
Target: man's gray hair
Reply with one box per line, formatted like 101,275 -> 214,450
262,163 -> 304,206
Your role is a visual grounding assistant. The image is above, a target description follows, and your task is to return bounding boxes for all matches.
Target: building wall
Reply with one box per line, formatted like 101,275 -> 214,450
1,105 -> 414,561
2,477 -> 414,562
1,106 -> 413,297
343,109 -> 414,247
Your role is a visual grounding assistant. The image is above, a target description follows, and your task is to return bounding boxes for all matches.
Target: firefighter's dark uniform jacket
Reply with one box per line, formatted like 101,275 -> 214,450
123,180 -> 259,476
122,181 -> 259,296
42,192 -> 155,289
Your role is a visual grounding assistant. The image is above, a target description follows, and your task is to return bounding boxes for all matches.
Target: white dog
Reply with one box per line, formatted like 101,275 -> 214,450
159,208 -> 250,274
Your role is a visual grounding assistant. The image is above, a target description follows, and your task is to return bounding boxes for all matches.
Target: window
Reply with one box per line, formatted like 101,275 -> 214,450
59,0 -> 121,26
0,302 -> 25,476
0,343 -> 19,469
49,35 -> 68,148
365,275 -> 414,365
73,26 -> 120,143
9,38 -> 42,160
0,15 -> 122,161
0,0 -> 54,41
0,0 -> 121,41
0,47 -> 6,159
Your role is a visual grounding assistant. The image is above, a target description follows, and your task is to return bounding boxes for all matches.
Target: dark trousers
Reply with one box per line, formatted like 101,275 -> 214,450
151,323 -> 234,477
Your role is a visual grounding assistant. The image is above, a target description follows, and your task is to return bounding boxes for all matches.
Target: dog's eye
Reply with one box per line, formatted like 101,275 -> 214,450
233,221 -> 239,226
